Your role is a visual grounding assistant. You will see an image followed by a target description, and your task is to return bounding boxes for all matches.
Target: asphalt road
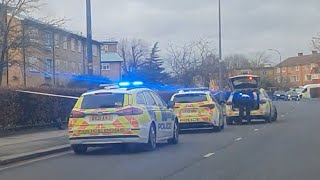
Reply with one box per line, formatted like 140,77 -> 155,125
1,100 -> 320,180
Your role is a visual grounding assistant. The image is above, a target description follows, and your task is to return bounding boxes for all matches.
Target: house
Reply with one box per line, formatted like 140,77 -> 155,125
1,14 -> 102,87
276,51 -> 320,87
100,41 -> 123,82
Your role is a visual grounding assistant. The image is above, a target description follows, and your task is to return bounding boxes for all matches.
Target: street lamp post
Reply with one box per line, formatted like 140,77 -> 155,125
268,49 -> 282,89
218,0 -> 223,91
86,0 -> 93,75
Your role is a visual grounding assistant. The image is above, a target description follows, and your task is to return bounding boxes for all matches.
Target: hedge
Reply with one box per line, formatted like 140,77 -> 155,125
0,88 -> 86,130
0,88 -> 177,131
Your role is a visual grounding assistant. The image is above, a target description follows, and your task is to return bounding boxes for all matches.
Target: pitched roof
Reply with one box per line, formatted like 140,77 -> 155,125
101,52 -> 124,62
277,53 -> 320,67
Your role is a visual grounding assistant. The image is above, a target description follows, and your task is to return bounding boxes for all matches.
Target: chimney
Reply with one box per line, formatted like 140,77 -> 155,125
312,50 -> 318,54
298,52 -> 303,56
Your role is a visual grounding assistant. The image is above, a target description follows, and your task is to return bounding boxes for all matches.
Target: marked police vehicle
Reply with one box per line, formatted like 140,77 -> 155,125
68,82 -> 179,154
225,75 -> 278,125
169,88 -> 225,132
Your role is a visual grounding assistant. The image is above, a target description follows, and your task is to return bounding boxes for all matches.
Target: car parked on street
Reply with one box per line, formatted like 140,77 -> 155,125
273,91 -> 286,101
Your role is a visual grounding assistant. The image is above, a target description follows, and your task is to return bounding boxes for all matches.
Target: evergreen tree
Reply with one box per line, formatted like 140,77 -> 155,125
138,42 -> 169,84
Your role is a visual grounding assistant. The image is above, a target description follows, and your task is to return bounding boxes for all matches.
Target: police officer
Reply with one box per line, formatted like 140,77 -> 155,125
233,90 -> 255,124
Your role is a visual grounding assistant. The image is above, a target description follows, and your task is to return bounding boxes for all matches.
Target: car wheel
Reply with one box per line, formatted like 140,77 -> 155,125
72,145 -> 87,154
226,117 -> 233,125
145,124 -> 157,151
168,120 -> 179,145
272,108 -> 278,122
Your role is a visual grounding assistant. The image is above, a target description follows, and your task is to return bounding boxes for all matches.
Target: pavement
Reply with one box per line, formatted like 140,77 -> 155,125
0,130 -> 69,165
0,100 -> 320,180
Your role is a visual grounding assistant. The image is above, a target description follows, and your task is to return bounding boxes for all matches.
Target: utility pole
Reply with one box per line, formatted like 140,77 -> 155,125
218,0 -> 223,91
86,0 -> 93,75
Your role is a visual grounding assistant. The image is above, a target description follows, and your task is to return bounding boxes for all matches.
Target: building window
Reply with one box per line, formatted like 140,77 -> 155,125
282,68 -> 286,73
45,59 -> 53,73
71,62 -> 76,74
290,75 -> 299,82
54,34 -> 59,48
63,37 -> 68,49
55,60 -> 60,73
295,66 -> 299,71
305,74 -> 312,81
101,63 -> 110,70
277,68 -> 280,73
78,40 -> 82,53
28,57 -> 39,72
263,71 -> 267,75
93,45 -> 98,56
44,32 -> 52,46
71,39 -> 76,51
311,63 -> 317,69
78,63 -> 82,74
29,28 -> 38,43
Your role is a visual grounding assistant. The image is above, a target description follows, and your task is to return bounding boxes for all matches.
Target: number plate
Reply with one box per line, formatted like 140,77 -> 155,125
90,115 -> 114,122
180,118 -> 199,123
181,109 -> 197,113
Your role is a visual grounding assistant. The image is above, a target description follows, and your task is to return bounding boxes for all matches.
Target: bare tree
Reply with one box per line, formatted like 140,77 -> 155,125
312,33 -> 320,52
224,54 -> 251,69
250,51 -> 271,68
0,0 -> 65,86
166,39 -> 218,87
118,38 -> 148,78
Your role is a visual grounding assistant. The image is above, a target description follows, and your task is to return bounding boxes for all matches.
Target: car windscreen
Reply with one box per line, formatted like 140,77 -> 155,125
173,93 -> 208,103
81,93 -> 124,109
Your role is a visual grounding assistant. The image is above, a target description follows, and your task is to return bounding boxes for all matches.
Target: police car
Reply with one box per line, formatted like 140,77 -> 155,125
169,88 -> 225,132
225,75 -> 278,125
68,82 -> 179,154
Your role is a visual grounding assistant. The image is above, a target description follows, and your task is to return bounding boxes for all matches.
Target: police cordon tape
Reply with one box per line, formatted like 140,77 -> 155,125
16,90 -> 79,100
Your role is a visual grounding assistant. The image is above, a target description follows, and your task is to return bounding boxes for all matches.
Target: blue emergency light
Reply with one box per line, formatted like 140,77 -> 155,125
118,81 -> 144,87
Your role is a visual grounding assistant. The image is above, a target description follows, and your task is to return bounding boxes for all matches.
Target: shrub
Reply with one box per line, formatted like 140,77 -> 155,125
0,87 -> 86,130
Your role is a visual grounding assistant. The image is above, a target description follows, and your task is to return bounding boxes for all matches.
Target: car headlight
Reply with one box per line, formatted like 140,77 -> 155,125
288,95 -> 291,97
276,94 -> 280,96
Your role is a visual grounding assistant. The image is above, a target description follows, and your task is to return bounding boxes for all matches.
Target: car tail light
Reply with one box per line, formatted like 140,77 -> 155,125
260,99 -> 267,104
226,101 -> 232,105
70,110 -> 85,118
116,107 -> 144,116
200,104 -> 215,109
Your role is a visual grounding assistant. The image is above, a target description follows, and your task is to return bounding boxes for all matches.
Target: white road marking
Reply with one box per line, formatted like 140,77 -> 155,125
203,153 -> 215,158
235,137 -> 242,141
0,151 -> 72,172
254,129 -> 259,131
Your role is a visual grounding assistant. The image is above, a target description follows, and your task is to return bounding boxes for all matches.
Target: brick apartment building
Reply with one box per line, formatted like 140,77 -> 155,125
2,15 -> 102,87
100,41 -> 123,82
276,51 -> 320,87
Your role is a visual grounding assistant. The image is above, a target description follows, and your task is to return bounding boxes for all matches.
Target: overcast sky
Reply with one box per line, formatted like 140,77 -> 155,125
40,0 -> 320,61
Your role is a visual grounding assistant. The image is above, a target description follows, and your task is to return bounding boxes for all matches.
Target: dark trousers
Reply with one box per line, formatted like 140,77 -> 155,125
239,104 -> 251,122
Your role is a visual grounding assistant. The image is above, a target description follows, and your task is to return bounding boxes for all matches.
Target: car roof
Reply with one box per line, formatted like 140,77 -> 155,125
173,91 -> 210,96
82,88 -> 150,96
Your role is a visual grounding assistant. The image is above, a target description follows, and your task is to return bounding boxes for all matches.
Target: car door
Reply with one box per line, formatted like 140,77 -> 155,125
143,91 -> 165,138
150,91 -> 174,138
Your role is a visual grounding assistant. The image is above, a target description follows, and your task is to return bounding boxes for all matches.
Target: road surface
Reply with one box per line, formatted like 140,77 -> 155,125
1,100 -> 320,180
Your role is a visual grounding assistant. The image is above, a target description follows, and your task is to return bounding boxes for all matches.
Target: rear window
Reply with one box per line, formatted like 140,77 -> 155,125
173,93 -> 208,103
81,93 -> 124,109
230,77 -> 259,89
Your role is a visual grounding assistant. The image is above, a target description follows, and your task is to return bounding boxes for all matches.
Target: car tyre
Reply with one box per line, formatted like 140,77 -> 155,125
226,117 -> 233,125
145,124 -> 157,151
272,108 -> 278,122
72,145 -> 87,154
168,120 -> 179,145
